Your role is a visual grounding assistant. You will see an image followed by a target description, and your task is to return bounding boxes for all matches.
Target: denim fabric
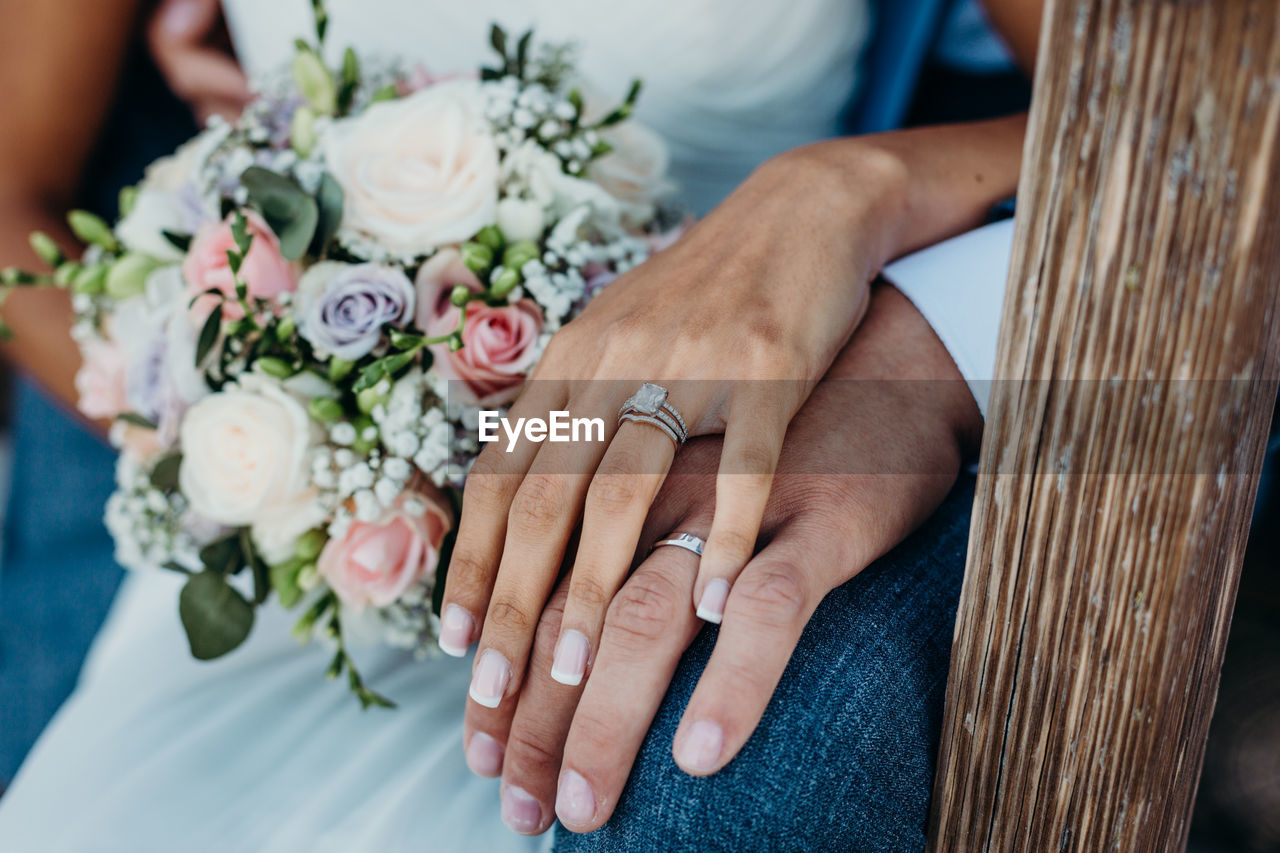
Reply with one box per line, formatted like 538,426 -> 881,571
555,474 -> 976,853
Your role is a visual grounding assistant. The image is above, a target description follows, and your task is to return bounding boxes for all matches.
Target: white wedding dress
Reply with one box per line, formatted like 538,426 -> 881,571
0,2 -> 1013,850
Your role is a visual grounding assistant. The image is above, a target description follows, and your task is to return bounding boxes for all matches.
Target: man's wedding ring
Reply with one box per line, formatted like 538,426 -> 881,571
654,533 -> 705,557
618,382 -> 688,446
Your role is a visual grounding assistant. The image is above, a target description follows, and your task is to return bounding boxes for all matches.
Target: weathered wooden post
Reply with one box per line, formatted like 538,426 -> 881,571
927,1 -> 1280,850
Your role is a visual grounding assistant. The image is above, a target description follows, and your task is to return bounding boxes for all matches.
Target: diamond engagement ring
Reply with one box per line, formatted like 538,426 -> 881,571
617,382 -> 688,446
654,532 -> 705,557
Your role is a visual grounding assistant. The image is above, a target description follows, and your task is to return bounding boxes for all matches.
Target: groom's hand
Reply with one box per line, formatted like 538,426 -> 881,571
467,286 -> 982,834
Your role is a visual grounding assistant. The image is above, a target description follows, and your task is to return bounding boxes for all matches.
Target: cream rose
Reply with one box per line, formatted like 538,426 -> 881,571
322,81 -> 499,256
588,120 -> 674,226
178,374 -> 319,529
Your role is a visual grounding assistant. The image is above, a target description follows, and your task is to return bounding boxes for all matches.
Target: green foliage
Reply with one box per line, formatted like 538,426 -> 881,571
149,453 -> 183,492
241,167 -> 318,261
179,570 -> 255,660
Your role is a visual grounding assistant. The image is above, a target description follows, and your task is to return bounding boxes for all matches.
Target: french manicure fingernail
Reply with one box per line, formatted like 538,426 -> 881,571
465,731 -> 504,777
550,629 -> 590,686
501,785 -> 543,834
556,769 -> 596,826
438,604 -> 475,657
468,649 -> 511,708
676,719 -> 724,773
695,579 -> 731,624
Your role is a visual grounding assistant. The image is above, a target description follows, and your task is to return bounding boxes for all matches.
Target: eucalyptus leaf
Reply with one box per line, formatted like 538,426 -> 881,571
200,534 -> 243,575
310,173 -> 344,257
240,167 -> 319,261
149,452 -> 183,492
179,571 -> 255,660
195,307 -> 222,366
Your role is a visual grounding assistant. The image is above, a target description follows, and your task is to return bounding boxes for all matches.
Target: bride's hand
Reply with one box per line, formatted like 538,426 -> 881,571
462,285 -> 982,834
148,0 -> 250,124
441,142 -> 918,714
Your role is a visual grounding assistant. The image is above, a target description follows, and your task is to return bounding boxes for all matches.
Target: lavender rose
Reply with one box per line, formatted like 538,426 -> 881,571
299,262 -> 416,360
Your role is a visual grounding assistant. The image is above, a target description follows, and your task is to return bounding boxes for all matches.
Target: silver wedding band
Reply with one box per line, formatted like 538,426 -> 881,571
654,532 -> 705,557
617,382 -> 688,446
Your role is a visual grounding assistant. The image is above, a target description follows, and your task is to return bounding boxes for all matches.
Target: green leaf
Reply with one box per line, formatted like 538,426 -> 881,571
489,23 -> 508,61
200,534 -> 243,575
515,30 -> 533,79
309,172 -> 344,258
241,529 -> 271,605
116,412 -> 157,429
179,571 -> 255,660
338,47 -> 360,113
240,167 -> 319,261
162,230 -> 192,252
230,210 -> 253,256
195,307 -> 222,366
149,452 -> 183,492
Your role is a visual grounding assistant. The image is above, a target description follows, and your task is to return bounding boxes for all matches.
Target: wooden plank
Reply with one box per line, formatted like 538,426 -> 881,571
927,1 -> 1280,849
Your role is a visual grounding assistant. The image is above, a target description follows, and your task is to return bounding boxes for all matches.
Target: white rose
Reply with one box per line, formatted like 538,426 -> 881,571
179,374 -> 320,528
116,132 -> 220,261
322,81 -> 499,256
588,120 -> 674,226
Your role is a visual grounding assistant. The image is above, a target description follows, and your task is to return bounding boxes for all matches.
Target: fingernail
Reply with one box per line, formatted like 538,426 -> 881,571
675,719 -> 724,773
465,731 -> 504,777
438,604 -> 475,657
695,579 -> 731,624
468,649 -> 511,708
555,769 -> 596,826
161,0 -> 202,35
550,629 -> 590,686
501,784 -> 543,835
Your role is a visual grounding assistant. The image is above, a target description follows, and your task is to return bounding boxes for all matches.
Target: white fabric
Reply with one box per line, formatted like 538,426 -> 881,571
883,218 -> 1015,415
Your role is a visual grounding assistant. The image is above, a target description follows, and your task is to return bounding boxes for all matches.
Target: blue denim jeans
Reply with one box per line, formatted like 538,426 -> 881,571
554,474 -> 975,853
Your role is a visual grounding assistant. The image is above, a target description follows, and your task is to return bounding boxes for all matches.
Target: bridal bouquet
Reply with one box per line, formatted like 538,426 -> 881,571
3,13 -> 678,705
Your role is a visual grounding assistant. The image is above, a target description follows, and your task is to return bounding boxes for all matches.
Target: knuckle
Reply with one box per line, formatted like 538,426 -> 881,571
569,572 -> 613,613
509,476 -> 570,531
587,470 -> 644,517
505,727 -> 562,776
464,456 -> 517,507
711,526 -> 757,563
487,596 -> 535,633
443,552 -> 493,597
731,444 -> 779,479
605,572 -> 683,645
733,567 -> 810,627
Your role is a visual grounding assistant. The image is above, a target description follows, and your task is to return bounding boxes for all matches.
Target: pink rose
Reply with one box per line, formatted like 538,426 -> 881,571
413,247 -> 483,331
318,491 -> 453,611
183,211 -> 297,319
75,338 -> 128,420
428,299 -> 543,407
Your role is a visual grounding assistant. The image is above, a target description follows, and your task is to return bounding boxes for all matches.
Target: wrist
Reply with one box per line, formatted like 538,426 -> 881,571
753,140 -> 912,278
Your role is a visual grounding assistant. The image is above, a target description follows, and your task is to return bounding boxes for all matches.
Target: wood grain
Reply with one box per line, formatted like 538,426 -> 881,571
927,1 -> 1280,850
